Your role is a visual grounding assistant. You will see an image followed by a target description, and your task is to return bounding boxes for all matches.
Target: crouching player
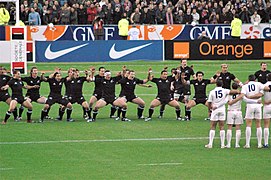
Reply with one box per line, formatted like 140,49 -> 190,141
1,70 -> 33,124
145,70 -> 183,121
40,72 -> 73,122
91,70 -> 126,122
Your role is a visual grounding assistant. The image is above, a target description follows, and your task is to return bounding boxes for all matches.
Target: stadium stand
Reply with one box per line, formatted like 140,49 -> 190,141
1,0 -> 271,25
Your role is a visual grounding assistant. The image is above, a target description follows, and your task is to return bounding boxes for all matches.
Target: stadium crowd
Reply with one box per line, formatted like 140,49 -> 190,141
0,61 -> 271,149
0,0 -> 271,25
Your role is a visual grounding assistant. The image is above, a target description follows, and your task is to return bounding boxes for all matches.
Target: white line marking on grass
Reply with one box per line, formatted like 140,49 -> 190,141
0,137 -> 208,145
138,163 -> 183,166
0,168 -> 14,171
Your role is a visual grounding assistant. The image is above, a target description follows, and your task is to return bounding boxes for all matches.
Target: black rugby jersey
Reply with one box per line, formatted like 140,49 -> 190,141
151,77 -> 174,98
69,77 -> 87,96
0,75 -> 11,94
47,78 -> 65,96
21,76 -> 42,96
214,72 -> 235,89
190,79 -> 211,99
255,70 -> 271,84
119,77 -> 143,96
8,78 -> 24,97
93,74 -> 104,95
180,66 -> 195,81
100,76 -> 122,98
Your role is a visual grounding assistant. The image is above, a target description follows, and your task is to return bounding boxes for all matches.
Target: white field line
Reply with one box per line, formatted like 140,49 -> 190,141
0,137 -> 208,145
0,137 -> 256,145
138,163 -> 183,166
0,168 -> 14,171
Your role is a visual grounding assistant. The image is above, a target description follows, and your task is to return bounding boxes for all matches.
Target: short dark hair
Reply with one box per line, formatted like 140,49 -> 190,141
161,70 -> 168,74
216,80 -> 223,87
248,74 -> 256,81
196,71 -> 204,76
99,67 -> 105,71
260,62 -> 267,66
232,82 -> 239,89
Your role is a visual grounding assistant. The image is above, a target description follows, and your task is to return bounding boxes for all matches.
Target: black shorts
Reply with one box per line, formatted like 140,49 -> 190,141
193,97 -> 208,105
93,93 -> 102,100
46,95 -> 69,106
12,95 -> 27,104
121,95 -> 137,102
68,96 -> 86,105
0,92 -> 10,102
183,84 -> 191,95
156,96 -> 174,105
26,94 -> 41,102
101,96 -> 117,105
178,95 -> 185,102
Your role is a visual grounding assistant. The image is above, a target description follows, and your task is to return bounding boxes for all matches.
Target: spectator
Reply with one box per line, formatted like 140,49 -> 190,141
155,3 -> 165,24
113,6 -> 122,24
175,9 -> 185,24
118,13 -> 129,40
0,3 -> 10,25
77,4 -> 87,25
103,3 -> 114,24
70,7 -> 78,25
191,8 -> 199,24
93,16 -> 104,40
231,14 -> 242,39
266,2 -> 271,22
42,7 -> 52,25
59,4 -> 70,25
184,8 -> 193,24
123,0 -> 132,10
174,0 -> 187,14
140,6 -> 152,24
209,10 -> 219,24
20,5 -> 30,24
258,6 -> 268,23
51,5 -> 59,25
130,7 -> 141,24
165,7 -> 174,25
123,6 -> 132,21
251,10 -> 261,26
148,3 -> 156,24
239,5 -> 251,23
200,9 -> 209,24
219,7 -> 231,24
30,0 -> 42,12
87,3 -> 97,24
28,7 -> 41,25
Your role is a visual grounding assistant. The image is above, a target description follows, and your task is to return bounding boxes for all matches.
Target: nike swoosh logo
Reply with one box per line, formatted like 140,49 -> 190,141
45,43 -> 89,60
109,43 -> 152,59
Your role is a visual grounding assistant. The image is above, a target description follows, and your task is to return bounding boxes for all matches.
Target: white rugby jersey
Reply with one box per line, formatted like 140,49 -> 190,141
228,94 -> 242,111
264,81 -> 271,105
208,87 -> 230,110
241,81 -> 264,103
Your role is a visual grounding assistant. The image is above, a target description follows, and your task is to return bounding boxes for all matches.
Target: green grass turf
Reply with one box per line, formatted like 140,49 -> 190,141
0,60 -> 271,179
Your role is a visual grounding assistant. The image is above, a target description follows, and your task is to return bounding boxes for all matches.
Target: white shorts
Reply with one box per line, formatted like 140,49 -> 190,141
210,109 -> 226,121
263,105 -> 271,119
227,110 -> 243,125
245,104 -> 262,120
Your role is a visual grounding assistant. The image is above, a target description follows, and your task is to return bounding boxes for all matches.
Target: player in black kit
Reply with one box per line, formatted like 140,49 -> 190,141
0,67 -> 18,121
186,71 -> 217,121
254,62 -> 270,84
1,70 -> 33,124
66,68 -> 93,122
40,71 -> 73,122
180,59 -> 196,120
212,64 -> 243,90
145,70 -> 183,121
113,69 -> 150,121
17,67 -> 49,121
91,70 -> 127,121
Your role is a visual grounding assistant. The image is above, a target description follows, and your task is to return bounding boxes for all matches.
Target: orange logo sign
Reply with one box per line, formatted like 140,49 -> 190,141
174,42 -> 189,59
264,41 -> 271,58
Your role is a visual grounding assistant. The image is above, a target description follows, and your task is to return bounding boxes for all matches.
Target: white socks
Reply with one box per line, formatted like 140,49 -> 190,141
226,130 -> 232,147
236,130 -> 241,147
256,127 -> 262,147
264,128 -> 269,145
246,127 -> 251,147
208,130 -> 215,146
220,130 -> 225,147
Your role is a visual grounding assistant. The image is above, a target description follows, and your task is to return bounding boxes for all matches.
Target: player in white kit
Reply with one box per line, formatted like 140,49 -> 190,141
205,80 -> 239,148
241,74 -> 270,149
263,74 -> 271,148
